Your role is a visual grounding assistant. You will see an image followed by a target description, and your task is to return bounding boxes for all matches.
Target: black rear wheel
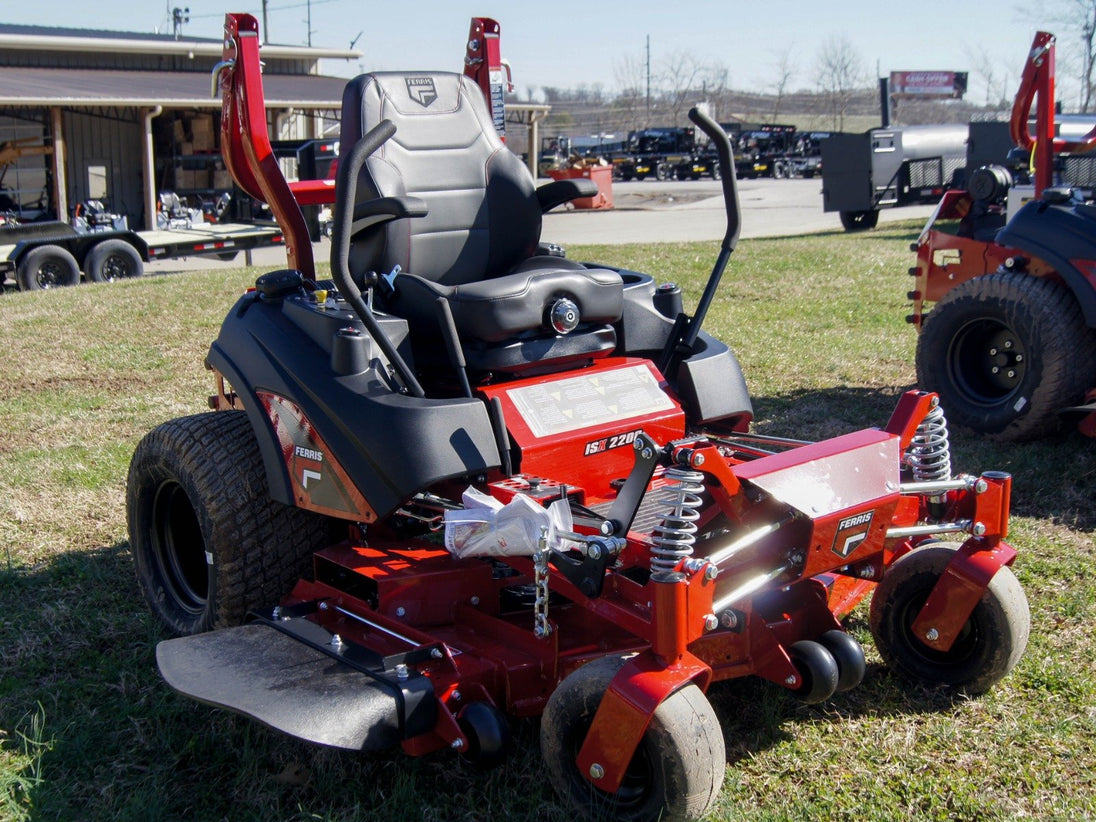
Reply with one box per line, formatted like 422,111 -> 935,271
916,271 -> 1096,440
85,239 -> 143,283
17,245 -> 80,290
127,411 -> 335,635
839,209 -> 879,231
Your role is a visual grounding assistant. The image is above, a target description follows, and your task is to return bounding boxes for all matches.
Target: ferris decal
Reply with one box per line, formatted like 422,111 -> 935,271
405,77 -> 438,107
831,510 -> 874,559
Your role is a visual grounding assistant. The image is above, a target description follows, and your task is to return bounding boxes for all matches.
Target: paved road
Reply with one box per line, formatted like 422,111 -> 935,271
145,177 -> 934,275
541,177 -> 935,246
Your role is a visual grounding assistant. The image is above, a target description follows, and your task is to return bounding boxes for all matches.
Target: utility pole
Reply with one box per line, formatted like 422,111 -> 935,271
262,0 -> 269,42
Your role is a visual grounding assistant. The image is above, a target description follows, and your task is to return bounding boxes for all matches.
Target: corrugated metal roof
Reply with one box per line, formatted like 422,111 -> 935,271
0,22 -> 360,60
0,66 -> 349,109
0,22 -> 222,43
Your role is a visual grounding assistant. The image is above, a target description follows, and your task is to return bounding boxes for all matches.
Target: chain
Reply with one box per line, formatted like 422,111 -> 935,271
533,528 -> 552,638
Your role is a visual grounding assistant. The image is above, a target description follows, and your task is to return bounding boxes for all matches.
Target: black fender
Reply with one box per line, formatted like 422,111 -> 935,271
996,199 -> 1096,327
207,288 -> 501,521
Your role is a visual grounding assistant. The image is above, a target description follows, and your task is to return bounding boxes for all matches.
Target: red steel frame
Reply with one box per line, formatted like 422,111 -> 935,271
215,12 -> 1020,792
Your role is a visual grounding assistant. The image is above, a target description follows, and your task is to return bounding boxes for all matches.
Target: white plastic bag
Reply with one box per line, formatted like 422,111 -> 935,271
444,487 -> 574,558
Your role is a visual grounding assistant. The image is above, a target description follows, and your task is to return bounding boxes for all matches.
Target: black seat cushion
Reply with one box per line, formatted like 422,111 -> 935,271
386,259 -> 623,343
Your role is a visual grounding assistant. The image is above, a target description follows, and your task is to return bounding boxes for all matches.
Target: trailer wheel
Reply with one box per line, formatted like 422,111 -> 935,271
655,163 -> 671,181
541,656 -> 724,822
916,271 -> 1096,440
85,239 -> 143,283
773,160 -> 790,179
16,245 -> 80,290
127,411 -> 334,636
839,209 -> 879,231
710,165 -> 722,181
870,543 -> 1030,693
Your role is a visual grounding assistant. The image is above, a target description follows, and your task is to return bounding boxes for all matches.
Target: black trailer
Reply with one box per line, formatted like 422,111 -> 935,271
0,219 -> 284,292
821,123 -> 977,230
616,127 -> 696,181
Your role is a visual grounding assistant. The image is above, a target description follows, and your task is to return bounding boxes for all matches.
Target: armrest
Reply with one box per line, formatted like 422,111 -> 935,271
536,179 -> 598,213
351,195 -> 428,232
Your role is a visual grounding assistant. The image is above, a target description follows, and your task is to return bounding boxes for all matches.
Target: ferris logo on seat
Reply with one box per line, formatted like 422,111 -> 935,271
831,510 -> 874,559
406,77 -> 438,107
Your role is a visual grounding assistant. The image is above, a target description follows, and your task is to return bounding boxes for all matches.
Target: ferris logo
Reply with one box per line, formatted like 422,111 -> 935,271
405,77 -> 438,107
294,445 -> 323,462
584,429 -> 640,456
831,510 -> 874,559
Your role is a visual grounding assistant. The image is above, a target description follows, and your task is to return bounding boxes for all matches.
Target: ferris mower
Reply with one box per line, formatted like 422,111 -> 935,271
909,31 -> 1096,440
126,14 -> 1030,821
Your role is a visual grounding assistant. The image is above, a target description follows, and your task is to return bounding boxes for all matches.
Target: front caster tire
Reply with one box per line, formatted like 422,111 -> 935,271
916,271 -> 1096,440
127,411 -> 334,636
787,640 -> 839,703
818,629 -> 866,692
541,656 -> 724,822
870,543 -> 1030,693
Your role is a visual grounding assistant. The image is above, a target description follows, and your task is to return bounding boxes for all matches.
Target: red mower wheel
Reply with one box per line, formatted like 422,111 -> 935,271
541,656 -> 725,822
869,542 -> 1030,693
127,411 -> 334,635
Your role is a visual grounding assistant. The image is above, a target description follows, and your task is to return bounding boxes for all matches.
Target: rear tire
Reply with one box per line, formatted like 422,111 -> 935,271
541,656 -> 724,822
869,543 -> 1030,693
127,411 -> 334,636
85,239 -> 143,283
17,245 -> 80,290
916,271 -> 1096,440
839,209 -> 879,231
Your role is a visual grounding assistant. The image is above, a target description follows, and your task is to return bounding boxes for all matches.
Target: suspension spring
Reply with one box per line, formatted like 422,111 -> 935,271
907,403 -> 952,483
650,467 -> 704,573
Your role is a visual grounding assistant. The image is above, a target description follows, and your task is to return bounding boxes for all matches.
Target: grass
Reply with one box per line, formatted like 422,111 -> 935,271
1,221 -> 1094,820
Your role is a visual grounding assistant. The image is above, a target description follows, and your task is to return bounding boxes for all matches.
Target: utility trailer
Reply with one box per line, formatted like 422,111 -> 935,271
0,218 -> 284,291
821,124 -> 973,230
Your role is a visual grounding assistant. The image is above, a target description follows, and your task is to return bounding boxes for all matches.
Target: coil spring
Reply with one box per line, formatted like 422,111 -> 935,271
907,403 -> 952,482
650,467 -> 704,573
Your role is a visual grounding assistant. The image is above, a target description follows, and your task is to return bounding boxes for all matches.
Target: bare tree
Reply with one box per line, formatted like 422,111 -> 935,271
703,62 -> 733,123
814,34 -> 866,130
769,45 -> 796,123
613,51 -> 648,131
659,50 -> 705,126
965,43 -> 1011,109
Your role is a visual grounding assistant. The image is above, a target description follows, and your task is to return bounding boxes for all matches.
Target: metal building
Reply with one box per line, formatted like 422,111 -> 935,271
0,23 -> 359,230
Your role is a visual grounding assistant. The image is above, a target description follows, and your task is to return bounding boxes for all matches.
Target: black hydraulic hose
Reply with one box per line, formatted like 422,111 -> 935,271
330,119 -> 426,398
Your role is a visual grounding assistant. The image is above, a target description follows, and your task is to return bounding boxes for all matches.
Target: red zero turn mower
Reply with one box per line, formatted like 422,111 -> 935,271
127,14 -> 1030,822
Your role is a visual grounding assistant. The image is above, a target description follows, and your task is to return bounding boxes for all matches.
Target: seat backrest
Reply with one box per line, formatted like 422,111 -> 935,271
338,71 -> 542,286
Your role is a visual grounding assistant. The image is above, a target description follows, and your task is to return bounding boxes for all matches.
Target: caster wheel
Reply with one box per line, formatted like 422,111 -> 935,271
788,640 -> 839,704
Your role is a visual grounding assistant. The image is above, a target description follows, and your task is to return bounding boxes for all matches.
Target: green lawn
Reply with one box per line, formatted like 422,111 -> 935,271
1,222 -> 1094,821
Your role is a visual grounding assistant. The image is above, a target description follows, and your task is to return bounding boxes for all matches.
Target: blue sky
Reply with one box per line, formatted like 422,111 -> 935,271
3,1 -> 1084,105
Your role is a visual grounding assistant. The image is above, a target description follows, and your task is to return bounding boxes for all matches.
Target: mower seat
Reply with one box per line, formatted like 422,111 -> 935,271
336,71 -> 623,374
